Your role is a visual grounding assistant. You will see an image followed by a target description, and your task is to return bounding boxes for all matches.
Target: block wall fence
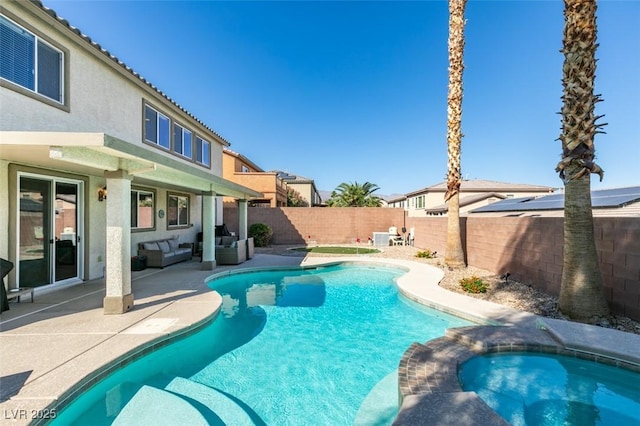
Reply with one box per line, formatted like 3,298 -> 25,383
223,207 -> 640,321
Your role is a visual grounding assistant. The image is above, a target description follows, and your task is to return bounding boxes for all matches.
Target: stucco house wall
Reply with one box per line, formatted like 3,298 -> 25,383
0,3 -> 224,176
1,1 -> 259,302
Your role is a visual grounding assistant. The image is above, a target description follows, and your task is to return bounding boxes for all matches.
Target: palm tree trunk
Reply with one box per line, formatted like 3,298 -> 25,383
560,173 -> 608,321
445,0 -> 467,268
557,0 -> 609,322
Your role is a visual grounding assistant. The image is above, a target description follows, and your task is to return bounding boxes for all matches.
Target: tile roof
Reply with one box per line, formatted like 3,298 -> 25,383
271,171 -> 315,184
406,179 -> 556,197
223,147 -> 264,172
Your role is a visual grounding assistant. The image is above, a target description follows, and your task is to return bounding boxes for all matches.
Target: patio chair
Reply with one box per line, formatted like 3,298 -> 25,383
1,258 -> 14,313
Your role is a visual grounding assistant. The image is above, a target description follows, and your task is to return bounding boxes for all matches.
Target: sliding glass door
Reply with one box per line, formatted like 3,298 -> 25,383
18,174 -> 83,288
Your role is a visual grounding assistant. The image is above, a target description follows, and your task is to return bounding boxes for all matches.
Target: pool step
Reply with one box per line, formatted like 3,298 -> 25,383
112,378 -> 256,425
164,377 -> 256,425
354,370 -> 399,426
112,385 -> 214,425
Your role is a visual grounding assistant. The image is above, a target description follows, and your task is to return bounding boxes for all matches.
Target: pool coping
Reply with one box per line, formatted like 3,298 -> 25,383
363,256 -> 640,425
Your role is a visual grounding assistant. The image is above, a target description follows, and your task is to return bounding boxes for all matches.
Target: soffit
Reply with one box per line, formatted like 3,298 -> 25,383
0,131 -> 262,199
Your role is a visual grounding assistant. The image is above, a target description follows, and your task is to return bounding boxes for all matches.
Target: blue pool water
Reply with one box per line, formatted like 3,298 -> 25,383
459,352 -> 640,426
53,264 -> 472,425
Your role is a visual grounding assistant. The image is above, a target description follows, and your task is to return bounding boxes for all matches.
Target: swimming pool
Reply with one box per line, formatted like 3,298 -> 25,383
459,352 -> 640,426
53,263 -> 472,425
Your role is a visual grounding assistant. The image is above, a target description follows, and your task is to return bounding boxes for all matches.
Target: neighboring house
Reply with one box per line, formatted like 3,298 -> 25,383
0,1 -> 261,314
275,171 -> 322,207
470,186 -> 640,217
222,147 -> 287,207
426,192 -> 507,216
404,180 -> 556,217
387,195 -> 407,209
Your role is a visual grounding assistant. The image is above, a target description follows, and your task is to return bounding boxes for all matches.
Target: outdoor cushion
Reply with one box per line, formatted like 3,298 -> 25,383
143,242 -> 159,251
168,239 -> 179,251
215,237 -> 222,245
221,236 -> 236,247
157,241 -> 171,253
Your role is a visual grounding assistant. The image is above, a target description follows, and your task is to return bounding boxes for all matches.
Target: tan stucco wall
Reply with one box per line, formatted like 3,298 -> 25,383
287,183 -> 314,206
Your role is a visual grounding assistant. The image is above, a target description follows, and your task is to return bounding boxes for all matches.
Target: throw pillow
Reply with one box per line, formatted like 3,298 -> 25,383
157,241 -> 171,253
143,242 -> 159,251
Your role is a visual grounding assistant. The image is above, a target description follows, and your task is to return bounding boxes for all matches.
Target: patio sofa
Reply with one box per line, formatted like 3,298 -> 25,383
137,237 -> 193,268
215,236 -> 247,265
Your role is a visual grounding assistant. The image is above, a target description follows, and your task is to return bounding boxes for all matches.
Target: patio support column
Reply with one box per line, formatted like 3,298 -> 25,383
103,170 -> 134,314
238,199 -> 248,240
201,191 -> 217,270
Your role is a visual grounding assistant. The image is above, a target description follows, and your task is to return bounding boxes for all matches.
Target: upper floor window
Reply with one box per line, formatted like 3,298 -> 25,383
0,15 -> 64,103
143,102 -> 212,168
144,104 -> 170,149
167,193 -> 189,228
173,123 -> 193,159
131,189 -> 155,230
196,136 -> 210,167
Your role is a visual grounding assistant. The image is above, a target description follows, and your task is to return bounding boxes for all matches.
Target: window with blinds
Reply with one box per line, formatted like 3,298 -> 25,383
0,15 -> 63,103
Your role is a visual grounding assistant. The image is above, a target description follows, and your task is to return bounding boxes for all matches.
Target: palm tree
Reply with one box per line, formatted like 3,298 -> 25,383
444,0 -> 467,268
326,181 -> 382,207
555,0 -> 609,322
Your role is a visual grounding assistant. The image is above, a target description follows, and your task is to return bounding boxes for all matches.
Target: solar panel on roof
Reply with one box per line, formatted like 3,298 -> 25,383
471,186 -> 640,213
594,195 -> 639,208
598,187 -> 640,197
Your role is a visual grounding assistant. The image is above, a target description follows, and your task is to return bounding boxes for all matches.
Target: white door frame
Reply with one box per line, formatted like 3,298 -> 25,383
16,172 -> 84,289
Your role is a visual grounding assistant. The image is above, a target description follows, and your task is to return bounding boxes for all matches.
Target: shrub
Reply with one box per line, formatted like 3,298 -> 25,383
249,223 -> 273,247
459,276 -> 488,294
415,249 -> 436,259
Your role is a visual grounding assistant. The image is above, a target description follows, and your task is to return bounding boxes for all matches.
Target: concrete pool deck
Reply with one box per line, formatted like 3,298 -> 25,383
1,252 -> 639,425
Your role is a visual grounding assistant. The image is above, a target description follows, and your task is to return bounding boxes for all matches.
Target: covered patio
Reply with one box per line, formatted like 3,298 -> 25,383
1,131 -> 262,314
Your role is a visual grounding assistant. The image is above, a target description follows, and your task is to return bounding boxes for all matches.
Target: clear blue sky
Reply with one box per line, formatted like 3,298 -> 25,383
44,0 -> 639,197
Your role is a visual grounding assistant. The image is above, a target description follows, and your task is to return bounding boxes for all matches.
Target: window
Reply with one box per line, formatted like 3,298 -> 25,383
173,123 -> 192,159
0,15 -> 64,103
195,136 -> 210,167
416,196 -> 425,209
144,105 -> 170,149
143,101 -> 216,167
131,189 -> 154,230
168,193 -> 189,228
